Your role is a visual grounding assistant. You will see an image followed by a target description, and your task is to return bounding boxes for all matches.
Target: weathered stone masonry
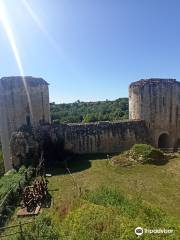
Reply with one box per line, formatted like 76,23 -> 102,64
0,77 -> 50,171
62,121 -> 149,154
129,78 -> 180,149
1,76 -> 180,171
10,120 -> 150,167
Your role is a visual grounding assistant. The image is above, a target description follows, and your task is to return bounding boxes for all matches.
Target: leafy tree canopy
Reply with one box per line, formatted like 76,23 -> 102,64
50,98 -> 128,124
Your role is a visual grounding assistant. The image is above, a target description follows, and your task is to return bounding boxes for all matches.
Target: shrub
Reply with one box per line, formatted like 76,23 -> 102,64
111,144 -> 165,166
129,144 -> 164,164
0,166 -> 34,227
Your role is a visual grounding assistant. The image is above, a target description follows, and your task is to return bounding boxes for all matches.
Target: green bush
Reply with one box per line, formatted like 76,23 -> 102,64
111,144 -> 165,166
130,144 -> 164,164
0,166 -> 34,226
0,168 -> 24,201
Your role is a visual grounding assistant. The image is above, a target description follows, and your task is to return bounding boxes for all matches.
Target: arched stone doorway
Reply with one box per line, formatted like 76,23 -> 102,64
174,138 -> 180,151
158,133 -> 170,149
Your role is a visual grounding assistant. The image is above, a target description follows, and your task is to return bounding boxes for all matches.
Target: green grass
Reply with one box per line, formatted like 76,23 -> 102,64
5,185 -> 179,239
2,154 -> 180,239
46,154 -> 180,222
59,187 -> 179,239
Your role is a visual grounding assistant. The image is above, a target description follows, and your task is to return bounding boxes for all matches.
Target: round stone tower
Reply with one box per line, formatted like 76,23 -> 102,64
129,78 -> 180,149
0,76 -> 51,171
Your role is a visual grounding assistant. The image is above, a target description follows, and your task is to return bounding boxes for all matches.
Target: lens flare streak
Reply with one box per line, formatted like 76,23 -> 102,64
22,0 -> 63,54
0,0 -> 33,120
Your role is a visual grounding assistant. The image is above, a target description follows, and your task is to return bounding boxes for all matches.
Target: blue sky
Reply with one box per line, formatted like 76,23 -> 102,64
0,0 -> 180,103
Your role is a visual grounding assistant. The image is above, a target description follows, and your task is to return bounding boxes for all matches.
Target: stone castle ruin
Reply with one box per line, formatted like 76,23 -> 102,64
0,77 -> 50,170
0,76 -> 180,171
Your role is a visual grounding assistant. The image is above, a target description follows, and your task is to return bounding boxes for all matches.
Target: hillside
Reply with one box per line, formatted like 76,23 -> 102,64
50,98 -> 129,124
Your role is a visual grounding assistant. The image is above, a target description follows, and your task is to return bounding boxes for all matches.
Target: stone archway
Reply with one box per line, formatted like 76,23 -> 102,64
174,138 -> 180,151
158,133 -> 170,149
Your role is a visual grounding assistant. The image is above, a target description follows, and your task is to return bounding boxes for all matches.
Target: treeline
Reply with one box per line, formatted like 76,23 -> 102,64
50,98 -> 129,124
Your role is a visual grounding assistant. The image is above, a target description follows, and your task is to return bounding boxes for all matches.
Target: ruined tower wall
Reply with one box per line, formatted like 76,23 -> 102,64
0,77 -> 50,171
61,120 -> 149,154
129,79 -> 180,147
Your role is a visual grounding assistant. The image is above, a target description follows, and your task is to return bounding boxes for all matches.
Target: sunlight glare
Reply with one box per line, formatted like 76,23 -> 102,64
0,0 -> 33,120
22,0 -> 63,54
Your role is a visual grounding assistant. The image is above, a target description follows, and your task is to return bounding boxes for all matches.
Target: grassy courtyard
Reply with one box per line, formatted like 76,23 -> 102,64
3,153 -> 180,239
47,154 -> 180,222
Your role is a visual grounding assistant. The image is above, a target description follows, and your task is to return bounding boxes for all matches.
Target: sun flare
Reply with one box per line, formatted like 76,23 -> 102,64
0,0 -> 33,120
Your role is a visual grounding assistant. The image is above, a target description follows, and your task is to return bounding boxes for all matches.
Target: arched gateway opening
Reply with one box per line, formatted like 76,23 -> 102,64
174,139 -> 180,151
158,133 -> 170,149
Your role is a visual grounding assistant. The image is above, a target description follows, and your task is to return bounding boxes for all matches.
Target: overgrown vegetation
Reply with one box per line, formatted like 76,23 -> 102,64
0,166 -> 26,202
0,166 -> 34,226
14,213 -> 59,240
50,98 -> 128,123
3,154 -> 180,239
112,144 -> 165,166
60,187 -> 178,239
11,186 -> 179,239
130,144 -> 165,164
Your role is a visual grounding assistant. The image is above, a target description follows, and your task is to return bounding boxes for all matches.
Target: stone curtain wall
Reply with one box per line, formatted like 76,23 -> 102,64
10,120 -> 149,167
62,120 -> 149,154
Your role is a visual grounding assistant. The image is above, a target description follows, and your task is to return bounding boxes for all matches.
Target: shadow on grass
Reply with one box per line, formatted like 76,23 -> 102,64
45,153 -> 107,176
144,158 -> 169,166
152,158 -> 169,166
41,192 -> 52,208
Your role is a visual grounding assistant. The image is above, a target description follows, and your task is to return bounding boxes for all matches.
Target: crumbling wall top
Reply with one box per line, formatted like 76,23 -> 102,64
129,78 -> 178,88
0,76 -> 49,90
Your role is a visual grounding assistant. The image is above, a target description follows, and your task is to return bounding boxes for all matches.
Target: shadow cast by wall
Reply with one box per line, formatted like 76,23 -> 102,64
45,154 -> 91,176
45,153 -> 108,176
